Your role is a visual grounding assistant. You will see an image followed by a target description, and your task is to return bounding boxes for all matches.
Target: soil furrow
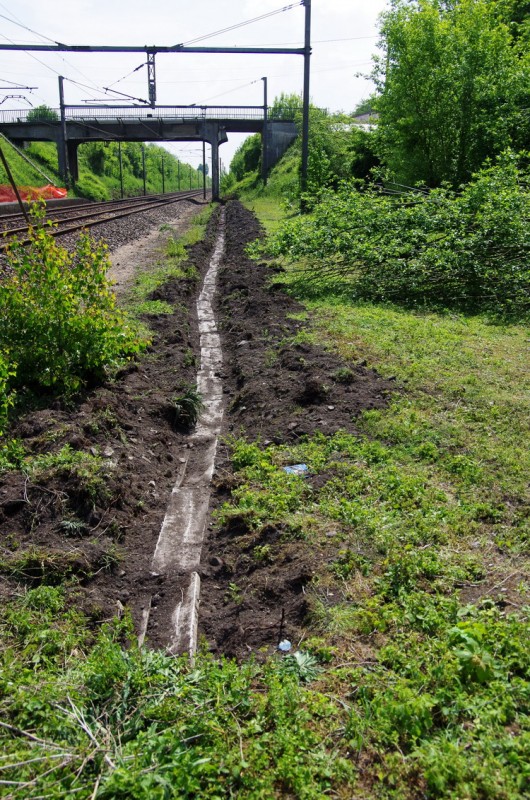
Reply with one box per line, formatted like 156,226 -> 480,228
0,199 -> 396,659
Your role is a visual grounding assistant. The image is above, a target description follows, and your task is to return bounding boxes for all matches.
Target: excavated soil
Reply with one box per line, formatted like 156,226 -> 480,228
0,200 -> 396,656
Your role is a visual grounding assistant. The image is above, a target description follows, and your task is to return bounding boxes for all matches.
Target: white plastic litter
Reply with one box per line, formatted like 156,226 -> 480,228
283,464 -> 308,476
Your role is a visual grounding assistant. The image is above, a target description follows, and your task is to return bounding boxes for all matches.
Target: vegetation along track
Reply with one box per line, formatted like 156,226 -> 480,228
0,190 -> 204,251
0,198 -> 395,657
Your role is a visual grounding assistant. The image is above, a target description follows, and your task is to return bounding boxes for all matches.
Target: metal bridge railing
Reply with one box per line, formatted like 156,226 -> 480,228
0,105 -> 301,124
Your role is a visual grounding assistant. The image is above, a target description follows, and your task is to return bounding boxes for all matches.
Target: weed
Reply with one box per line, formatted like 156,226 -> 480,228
58,518 -> 89,537
277,650 -> 321,683
331,549 -> 371,579
225,582 -> 243,604
183,348 -> 197,368
166,235 -> 187,261
171,385 -> 204,429
253,544 -> 272,563
0,437 -> 26,472
333,366 -> 354,384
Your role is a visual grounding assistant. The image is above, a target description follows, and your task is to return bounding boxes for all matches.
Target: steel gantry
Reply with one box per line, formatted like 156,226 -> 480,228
0,0 -> 312,203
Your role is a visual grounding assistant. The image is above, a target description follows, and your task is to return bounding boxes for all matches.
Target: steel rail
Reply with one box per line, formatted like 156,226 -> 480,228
0,190 -> 204,251
0,192 -> 193,230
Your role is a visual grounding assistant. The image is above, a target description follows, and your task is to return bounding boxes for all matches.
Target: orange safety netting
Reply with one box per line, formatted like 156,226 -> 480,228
0,184 -> 67,203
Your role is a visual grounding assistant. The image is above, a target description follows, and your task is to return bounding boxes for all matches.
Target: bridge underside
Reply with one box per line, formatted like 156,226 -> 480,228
0,116 -> 297,200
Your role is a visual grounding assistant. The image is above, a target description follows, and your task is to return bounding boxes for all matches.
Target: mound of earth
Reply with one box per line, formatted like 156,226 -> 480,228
198,200 -> 397,658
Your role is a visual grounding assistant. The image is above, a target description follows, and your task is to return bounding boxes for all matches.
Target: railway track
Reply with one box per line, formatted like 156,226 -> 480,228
0,190 -> 205,251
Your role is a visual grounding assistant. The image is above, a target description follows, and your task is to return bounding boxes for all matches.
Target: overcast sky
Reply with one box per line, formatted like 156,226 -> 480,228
0,0 -> 388,168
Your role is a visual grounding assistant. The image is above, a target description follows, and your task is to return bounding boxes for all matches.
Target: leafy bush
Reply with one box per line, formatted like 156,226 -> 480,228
0,352 -> 15,436
0,204 -> 146,394
258,152 -> 530,318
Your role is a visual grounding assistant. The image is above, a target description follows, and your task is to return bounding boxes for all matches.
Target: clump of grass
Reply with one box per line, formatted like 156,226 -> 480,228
170,385 -> 204,429
333,366 -> 354,384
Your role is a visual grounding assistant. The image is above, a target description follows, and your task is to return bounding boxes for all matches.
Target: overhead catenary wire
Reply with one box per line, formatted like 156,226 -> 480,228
107,62 -> 146,89
0,32 -> 97,103
0,5 -> 103,93
178,2 -> 303,46
198,79 -> 260,104
65,77 -> 148,105
0,10 -> 62,46
0,76 -> 37,88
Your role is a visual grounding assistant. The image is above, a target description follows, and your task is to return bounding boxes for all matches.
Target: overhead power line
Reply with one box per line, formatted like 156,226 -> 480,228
198,79 -> 259,104
0,10 -> 61,45
107,62 -> 146,89
0,5 -> 106,94
0,77 -> 37,88
179,2 -> 303,46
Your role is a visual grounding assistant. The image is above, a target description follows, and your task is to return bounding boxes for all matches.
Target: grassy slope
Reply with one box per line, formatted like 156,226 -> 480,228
228,155 -> 530,797
0,140 -> 206,200
0,140 -> 62,188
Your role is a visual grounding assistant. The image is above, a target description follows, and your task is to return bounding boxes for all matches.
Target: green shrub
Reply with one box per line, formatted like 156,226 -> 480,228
258,152 -> 530,318
0,204 -> 146,393
0,351 -> 15,436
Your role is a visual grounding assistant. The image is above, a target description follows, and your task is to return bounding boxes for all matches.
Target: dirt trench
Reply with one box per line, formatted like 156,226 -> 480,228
0,199 -> 395,657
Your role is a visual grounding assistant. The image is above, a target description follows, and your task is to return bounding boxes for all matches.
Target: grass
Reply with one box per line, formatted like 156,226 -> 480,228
0,140 -> 61,188
1,172 -> 529,796
124,204 -> 216,319
219,189 -> 530,797
0,592 -> 354,799
243,196 -> 297,235
304,301 -> 530,529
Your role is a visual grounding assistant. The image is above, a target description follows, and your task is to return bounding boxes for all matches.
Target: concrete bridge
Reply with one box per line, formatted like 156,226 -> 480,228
0,105 -> 298,200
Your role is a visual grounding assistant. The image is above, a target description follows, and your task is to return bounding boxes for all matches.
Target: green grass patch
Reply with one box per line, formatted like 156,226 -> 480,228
217,192 -> 530,796
0,593 -> 354,799
305,301 -> 530,528
124,205 -> 216,319
214,423 -> 530,797
243,196 -> 296,235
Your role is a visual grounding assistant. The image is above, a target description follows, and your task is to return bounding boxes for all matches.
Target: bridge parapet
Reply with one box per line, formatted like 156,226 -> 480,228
0,105 -> 300,200
0,105 -> 302,125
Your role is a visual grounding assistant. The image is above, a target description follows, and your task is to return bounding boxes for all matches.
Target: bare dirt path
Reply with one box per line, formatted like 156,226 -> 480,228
108,201 -> 207,296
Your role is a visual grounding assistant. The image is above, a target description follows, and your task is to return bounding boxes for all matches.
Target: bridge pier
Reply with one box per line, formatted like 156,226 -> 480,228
202,123 -> 227,202
57,138 -> 79,186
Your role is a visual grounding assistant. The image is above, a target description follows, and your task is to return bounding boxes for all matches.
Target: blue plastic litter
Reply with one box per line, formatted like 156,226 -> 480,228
278,639 -> 292,652
283,464 -> 309,476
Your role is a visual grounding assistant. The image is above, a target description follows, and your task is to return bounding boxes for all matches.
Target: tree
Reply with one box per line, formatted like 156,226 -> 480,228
373,0 -> 530,186
268,92 -> 302,119
26,105 -> 59,123
352,95 -> 378,117
230,134 -> 262,181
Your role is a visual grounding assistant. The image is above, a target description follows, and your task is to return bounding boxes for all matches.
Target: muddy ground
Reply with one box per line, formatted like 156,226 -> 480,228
0,200 -> 396,657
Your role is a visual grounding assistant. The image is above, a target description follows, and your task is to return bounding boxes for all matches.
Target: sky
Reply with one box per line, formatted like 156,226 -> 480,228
0,0 -> 389,170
